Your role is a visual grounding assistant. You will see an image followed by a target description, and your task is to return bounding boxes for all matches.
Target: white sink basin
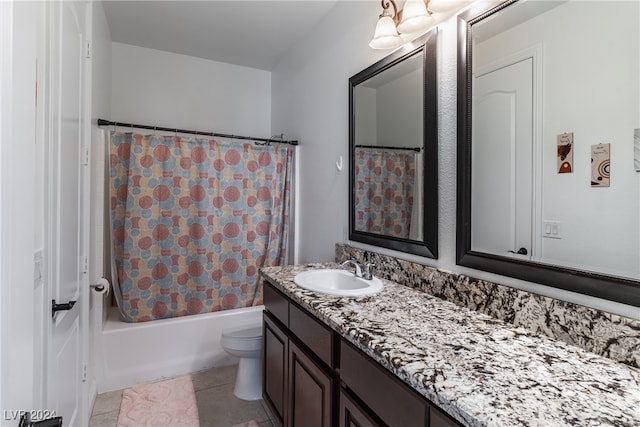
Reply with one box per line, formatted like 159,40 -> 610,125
293,269 -> 383,297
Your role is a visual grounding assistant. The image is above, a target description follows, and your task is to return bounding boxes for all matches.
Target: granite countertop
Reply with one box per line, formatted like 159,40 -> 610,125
260,263 -> 640,427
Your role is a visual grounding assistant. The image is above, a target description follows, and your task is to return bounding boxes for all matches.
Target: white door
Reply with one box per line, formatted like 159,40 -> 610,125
46,1 -> 89,425
471,57 -> 534,259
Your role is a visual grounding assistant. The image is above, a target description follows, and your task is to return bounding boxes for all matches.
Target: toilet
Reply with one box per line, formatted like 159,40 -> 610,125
221,323 -> 263,400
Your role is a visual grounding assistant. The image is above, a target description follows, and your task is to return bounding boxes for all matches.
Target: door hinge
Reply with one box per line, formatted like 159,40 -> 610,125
33,250 -> 44,289
82,143 -> 89,166
84,39 -> 92,59
81,255 -> 88,274
82,363 -> 88,382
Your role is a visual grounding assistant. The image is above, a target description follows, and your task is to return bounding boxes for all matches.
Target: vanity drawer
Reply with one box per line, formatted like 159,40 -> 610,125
264,281 -> 289,327
340,339 -> 428,427
289,303 -> 334,368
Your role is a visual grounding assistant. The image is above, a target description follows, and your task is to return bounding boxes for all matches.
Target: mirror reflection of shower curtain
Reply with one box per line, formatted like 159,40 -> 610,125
354,147 -> 415,239
108,131 -> 294,323
409,151 -> 423,241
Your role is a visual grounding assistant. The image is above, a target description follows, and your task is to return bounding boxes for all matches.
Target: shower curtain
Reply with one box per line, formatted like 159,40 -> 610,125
354,147 -> 416,239
109,132 -> 293,322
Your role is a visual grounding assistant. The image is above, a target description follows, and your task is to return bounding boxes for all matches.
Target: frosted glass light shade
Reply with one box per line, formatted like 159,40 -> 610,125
369,15 -> 402,49
397,0 -> 434,34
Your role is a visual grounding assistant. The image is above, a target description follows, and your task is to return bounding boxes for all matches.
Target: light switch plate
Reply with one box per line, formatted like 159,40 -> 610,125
543,221 -> 561,239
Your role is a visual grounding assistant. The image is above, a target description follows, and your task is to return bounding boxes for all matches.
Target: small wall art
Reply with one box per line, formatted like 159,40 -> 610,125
634,129 -> 640,171
557,132 -> 573,174
591,143 -> 610,187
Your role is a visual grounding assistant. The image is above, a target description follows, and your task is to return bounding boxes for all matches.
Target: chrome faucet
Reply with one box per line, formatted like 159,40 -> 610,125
361,262 -> 375,280
340,260 -> 375,280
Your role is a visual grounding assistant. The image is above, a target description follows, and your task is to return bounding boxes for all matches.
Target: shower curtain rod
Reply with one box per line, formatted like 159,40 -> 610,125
356,144 -> 421,152
97,118 -> 299,146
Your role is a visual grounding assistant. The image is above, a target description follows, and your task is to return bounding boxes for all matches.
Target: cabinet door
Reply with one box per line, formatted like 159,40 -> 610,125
264,313 -> 288,426
288,340 -> 333,427
339,389 -> 380,427
430,406 -> 460,427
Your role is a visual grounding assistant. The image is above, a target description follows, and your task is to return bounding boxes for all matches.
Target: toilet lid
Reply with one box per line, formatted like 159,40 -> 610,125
222,325 -> 262,340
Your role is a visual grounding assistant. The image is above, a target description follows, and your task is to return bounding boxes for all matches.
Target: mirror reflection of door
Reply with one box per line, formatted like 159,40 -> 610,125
472,56 -> 534,259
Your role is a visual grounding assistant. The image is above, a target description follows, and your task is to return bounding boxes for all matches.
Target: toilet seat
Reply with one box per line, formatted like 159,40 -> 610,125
221,324 -> 262,353
222,325 -> 262,340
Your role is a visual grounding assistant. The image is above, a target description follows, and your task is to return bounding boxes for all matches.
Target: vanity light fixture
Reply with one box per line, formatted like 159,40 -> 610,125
369,1 -> 404,50
369,0 -> 433,49
369,0 -> 468,50
397,0 -> 434,34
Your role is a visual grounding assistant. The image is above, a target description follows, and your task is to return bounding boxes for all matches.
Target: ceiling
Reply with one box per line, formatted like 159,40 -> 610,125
102,1 -> 340,71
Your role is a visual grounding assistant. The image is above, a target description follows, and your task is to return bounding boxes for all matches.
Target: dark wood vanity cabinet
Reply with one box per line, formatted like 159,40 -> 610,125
263,281 -> 335,427
262,280 -> 461,427
340,339 -> 459,427
340,339 -> 427,426
263,313 -> 288,424
288,339 -> 334,426
339,389 -> 379,427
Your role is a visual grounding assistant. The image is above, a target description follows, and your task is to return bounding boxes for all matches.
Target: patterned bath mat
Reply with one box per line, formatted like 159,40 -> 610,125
117,375 -> 199,427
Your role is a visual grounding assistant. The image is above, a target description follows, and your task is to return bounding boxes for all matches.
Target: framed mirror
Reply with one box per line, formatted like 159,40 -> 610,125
457,0 -> 640,306
349,28 -> 438,258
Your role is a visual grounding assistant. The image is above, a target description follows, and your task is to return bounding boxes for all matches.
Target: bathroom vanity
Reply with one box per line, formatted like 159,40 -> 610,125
260,264 -> 640,427
262,276 -> 457,427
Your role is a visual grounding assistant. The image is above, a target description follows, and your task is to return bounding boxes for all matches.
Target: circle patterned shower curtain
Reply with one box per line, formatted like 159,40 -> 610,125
109,132 -> 293,322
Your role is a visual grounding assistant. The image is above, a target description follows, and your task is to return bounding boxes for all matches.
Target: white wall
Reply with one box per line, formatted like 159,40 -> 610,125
271,1 -> 638,319
355,86 -> 377,146
111,43 -> 272,136
272,1 -> 387,263
377,68 -> 422,147
355,67 -> 423,148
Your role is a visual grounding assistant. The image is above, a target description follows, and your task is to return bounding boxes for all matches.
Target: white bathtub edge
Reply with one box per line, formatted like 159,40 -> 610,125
95,305 -> 264,393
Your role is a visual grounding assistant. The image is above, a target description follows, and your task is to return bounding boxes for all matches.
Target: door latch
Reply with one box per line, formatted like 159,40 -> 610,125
508,247 -> 528,255
52,299 -> 76,318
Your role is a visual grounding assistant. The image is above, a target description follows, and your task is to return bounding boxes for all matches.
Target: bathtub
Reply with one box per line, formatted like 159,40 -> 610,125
95,305 -> 264,393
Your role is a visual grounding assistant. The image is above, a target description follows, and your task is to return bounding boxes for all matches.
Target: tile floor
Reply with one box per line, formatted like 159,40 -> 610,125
89,365 -> 274,427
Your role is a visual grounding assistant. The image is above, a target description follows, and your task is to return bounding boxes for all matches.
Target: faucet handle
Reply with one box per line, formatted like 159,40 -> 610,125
362,263 -> 375,280
340,259 -> 362,278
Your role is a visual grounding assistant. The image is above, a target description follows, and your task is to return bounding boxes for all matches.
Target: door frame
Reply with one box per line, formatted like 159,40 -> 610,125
0,0 -> 40,419
0,0 -> 12,417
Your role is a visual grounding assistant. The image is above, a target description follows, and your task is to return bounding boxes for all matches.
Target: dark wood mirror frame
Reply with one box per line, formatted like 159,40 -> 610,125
349,28 -> 438,259
456,0 -> 640,307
